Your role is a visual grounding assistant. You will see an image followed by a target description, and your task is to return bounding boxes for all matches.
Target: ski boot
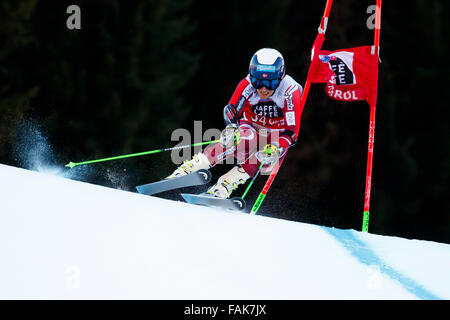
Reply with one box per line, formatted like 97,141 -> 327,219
206,166 -> 250,198
167,152 -> 211,179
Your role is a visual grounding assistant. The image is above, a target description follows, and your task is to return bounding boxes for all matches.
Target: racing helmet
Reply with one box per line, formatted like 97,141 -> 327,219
249,48 -> 285,91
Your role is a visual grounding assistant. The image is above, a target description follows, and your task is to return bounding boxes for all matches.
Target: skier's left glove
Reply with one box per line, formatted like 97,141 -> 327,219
219,124 -> 241,149
255,143 -> 282,165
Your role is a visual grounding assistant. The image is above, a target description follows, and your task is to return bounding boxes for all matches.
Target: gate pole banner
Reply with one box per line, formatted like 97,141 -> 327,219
308,45 -> 379,108
306,1 -> 382,232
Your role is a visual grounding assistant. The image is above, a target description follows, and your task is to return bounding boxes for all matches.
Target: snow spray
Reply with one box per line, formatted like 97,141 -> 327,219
12,119 -> 92,179
12,119 -> 130,190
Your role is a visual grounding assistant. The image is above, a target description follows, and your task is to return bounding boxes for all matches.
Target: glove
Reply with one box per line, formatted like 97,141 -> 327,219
223,104 -> 238,126
255,143 -> 282,165
220,124 -> 240,149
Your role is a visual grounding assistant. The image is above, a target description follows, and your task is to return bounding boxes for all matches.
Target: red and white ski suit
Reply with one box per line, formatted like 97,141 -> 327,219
204,74 -> 304,176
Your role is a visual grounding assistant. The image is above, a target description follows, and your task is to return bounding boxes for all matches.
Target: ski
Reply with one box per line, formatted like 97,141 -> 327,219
181,193 -> 246,211
136,169 -> 211,196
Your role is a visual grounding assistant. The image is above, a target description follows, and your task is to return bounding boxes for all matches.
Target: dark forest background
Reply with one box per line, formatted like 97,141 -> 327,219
1,0 -> 449,243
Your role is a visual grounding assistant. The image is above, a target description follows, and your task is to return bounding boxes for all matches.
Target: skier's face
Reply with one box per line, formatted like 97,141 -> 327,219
256,86 -> 274,99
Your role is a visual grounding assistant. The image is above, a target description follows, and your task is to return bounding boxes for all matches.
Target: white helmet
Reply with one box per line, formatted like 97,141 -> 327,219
249,48 -> 286,90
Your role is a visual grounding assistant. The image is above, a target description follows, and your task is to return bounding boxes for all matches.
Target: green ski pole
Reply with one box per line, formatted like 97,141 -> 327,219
65,140 -> 219,169
241,162 -> 264,200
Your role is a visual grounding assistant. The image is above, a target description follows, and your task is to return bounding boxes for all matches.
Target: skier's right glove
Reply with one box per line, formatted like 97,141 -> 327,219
255,143 -> 281,165
219,124 -> 241,149
223,104 -> 238,126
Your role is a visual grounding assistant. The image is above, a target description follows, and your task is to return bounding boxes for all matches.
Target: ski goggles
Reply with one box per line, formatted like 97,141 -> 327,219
250,75 -> 281,91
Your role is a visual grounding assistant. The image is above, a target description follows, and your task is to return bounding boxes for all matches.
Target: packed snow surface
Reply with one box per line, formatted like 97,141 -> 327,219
0,164 -> 449,299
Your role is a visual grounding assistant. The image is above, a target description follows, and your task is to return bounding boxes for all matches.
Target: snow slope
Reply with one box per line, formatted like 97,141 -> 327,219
0,163 -> 449,300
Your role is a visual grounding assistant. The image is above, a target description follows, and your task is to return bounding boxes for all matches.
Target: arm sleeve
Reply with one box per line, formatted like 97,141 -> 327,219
228,78 -> 250,118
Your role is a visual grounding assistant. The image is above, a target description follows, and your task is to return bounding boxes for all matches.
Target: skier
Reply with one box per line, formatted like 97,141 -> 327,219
167,48 -> 304,198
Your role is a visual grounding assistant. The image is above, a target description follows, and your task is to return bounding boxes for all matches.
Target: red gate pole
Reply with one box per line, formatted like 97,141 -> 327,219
362,0 -> 382,232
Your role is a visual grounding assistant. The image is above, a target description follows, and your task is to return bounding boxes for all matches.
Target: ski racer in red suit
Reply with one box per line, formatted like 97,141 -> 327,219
167,48 -> 304,198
